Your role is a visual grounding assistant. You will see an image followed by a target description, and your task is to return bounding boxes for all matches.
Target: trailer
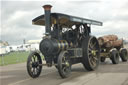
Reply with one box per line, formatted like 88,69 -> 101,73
98,35 -> 128,64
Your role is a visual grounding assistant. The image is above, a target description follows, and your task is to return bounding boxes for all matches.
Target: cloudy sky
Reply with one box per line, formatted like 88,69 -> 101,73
1,0 -> 128,45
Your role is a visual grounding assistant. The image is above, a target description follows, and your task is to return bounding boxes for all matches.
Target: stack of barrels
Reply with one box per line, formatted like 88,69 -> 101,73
98,35 -> 123,48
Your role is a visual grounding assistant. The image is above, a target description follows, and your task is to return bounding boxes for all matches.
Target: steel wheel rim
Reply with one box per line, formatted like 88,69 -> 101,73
88,38 -> 99,68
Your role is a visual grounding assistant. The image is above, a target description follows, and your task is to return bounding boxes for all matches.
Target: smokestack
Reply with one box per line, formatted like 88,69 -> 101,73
43,5 -> 52,35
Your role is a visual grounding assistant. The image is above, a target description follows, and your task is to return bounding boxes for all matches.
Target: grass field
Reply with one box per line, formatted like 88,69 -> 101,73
0,51 -> 30,66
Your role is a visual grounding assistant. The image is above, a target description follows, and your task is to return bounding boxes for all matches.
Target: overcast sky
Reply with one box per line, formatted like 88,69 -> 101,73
1,0 -> 128,45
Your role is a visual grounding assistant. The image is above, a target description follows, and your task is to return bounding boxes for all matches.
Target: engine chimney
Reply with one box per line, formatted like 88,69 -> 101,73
43,5 -> 52,35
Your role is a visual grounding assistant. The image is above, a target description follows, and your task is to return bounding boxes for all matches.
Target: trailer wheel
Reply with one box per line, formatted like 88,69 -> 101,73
58,51 -> 71,78
120,48 -> 128,62
27,51 -> 42,78
110,49 -> 119,64
82,36 -> 100,71
100,57 -> 106,62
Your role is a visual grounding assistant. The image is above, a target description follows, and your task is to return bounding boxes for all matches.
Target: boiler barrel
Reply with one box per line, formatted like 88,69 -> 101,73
39,38 -> 70,56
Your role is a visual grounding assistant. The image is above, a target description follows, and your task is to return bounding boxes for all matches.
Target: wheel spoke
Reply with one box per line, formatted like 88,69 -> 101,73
92,59 -> 96,66
92,42 -> 96,48
90,57 -> 95,66
62,67 -> 66,74
31,56 -> 33,61
34,68 -> 36,75
32,68 -> 35,75
89,43 -> 93,49
31,55 -> 35,62
31,68 -> 33,73
88,52 -> 92,56
88,47 -> 92,52
33,68 -> 37,75
89,40 -> 93,49
36,67 -> 39,73
29,63 -> 32,68
92,42 -> 96,50
65,67 -> 70,73
89,53 -> 97,67
93,57 -> 98,61
33,55 -> 36,62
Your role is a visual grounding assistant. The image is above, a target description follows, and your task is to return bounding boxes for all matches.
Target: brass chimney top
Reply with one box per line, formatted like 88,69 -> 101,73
43,5 -> 52,11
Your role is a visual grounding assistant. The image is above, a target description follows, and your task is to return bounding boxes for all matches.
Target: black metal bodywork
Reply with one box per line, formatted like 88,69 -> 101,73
32,11 -> 102,65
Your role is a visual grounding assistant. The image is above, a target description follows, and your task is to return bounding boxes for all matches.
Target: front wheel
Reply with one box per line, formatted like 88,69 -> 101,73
58,51 -> 71,78
27,51 -> 42,78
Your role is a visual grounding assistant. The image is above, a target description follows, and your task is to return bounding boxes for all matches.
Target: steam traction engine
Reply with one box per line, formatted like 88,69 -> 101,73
27,5 -> 103,78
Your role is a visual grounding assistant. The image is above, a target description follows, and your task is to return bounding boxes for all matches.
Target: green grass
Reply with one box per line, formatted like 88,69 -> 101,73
0,51 -> 30,66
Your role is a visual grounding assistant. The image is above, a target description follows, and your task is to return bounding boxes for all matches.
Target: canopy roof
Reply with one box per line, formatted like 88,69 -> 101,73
32,13 -> 103,27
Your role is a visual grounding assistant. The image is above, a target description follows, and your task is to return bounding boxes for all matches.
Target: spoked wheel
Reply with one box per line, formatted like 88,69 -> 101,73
82,36 -> 100,71
120,48 -> 128,62
58,51 -> 71,78
27,51 -> 42,78
110,49 -> 119,64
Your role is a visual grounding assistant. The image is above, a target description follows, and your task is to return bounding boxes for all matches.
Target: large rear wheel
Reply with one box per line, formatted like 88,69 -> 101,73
82,36 -> 100,71
27,51 -> 42,78
58,51 -> 71,78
